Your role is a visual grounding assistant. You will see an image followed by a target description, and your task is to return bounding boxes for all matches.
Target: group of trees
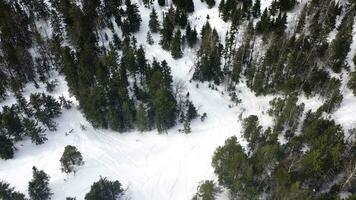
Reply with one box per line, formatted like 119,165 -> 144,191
193,22 -> 223,84
158,5 -> 198,58
210,112 -> 355,199
0,93 -> 65,159
1,168 -> 126,200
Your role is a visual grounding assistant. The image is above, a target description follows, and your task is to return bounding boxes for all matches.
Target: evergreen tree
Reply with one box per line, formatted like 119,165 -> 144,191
0,181 -> 26,200
160,13 -> 175,50
136,104 -> 149,132
186,100 -> 198,121
205,0 -> 216,8
0,135 -> 14,160
85,177 -> 125,200
252,0 -> 261,18
183,118 -> 191,134
60,145 -> 84,174
149,8 -> 160,33
125,0 -> 142,33
328,14 -> 354,73
192,180 -> 221,200
28,167 -> 52,200
147,31 -> 154,45
158,0 -> 165,6
186,24 -> 197,47
23,118 -> 46,145
171,30 -> 183,59
193,22 -> 223,84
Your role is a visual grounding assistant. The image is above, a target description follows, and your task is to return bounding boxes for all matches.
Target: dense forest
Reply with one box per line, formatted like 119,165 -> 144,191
0,0 -> 355,199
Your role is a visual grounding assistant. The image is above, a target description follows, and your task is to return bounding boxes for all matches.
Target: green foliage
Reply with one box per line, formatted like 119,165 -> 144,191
0,135 -> 14,160
205,0 -> 215,8
85,177 -> 124,200
171,30 -> 183,59
268,95 -> 304,135
160,7 -> 175,50
186,23 -> 198,47
192,180 -> 221,200
149,8 -> 160,33
60,145 -> 84,174
136,104 -> 149,132
28,167 -> 52,200
212,136 -> 256,198
158,0 -> 165,6
328,14 -> 354,73
193,22 -> 223,84
0,181 -> 27,200
242,115 -> 262,151
30,93 -> 62,131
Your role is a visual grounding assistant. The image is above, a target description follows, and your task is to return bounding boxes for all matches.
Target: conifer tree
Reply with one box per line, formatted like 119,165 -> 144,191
147,31 -> 154,45
160,13 -> 175,50
328,14 -> 354,73
183,117 -> 191,134
205,0 -> 216,8
0,181 -> 26,200
252,0 -> 261,18
158,0 -> 165,6
186,24 -> 197,47
0,135 -> 14,160
23,118 -> 46,145
60,145 -> 84,174
136,104 -> 149,132
125,0 -> 142,33
85,177 -> 124,200
171,30 -> 183,59
28,167 -> 52,200
149,8 -> 160,33
193,22 -> 223,84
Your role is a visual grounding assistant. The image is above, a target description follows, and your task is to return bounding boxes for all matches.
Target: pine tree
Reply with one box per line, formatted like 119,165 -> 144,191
125,0 -> 142,33
149,8 -> 160,33
183,117 -> 191,134
0,181 -> 26,200
60,145 -> 84,174
328,14 -> 354,73
218,0 -> 225,17
186,100 -> 198,121
171,30 -> 183,59
252,0 -> 261,18
160,13 -> 175,50
186,24 -> 197,47
85,177 -> 124,200
0,135 -> 14,160
23,118 -> 46,145
193,22 -> 223,84
205,0 -> 216,8
147,31 -> 154,45
153,89 -> 177,133
136,104 -> 149,132
158,0 -> 165,6
28,167 -> 52,200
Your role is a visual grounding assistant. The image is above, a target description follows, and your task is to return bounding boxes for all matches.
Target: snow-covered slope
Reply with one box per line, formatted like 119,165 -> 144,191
1,0 -> 356,199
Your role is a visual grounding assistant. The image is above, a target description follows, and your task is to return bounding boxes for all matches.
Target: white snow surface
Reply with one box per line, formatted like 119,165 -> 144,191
1,0 -> 356,199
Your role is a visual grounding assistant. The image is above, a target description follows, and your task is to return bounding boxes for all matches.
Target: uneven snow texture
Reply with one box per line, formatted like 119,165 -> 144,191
1,0 -> 356,199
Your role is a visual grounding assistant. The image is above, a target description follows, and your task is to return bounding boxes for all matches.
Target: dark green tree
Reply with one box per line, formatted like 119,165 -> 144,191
149,8 -> 160,33
171,30 -> 183,59
0,135 -> 14,160
0,181 -> 26,200
28,167 -> 52,200
85,177 -> 125,200
60,145 -> 84,174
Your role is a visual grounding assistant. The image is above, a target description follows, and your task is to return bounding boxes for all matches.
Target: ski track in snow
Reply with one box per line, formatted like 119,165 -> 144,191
1,0 -> 356,199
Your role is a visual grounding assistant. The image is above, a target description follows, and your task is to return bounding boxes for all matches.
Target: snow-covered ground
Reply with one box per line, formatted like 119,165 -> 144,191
1,0 -> 356,199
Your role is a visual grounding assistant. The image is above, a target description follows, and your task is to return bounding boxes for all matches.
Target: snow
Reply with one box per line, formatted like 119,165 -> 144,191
1,1 -> 356,199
